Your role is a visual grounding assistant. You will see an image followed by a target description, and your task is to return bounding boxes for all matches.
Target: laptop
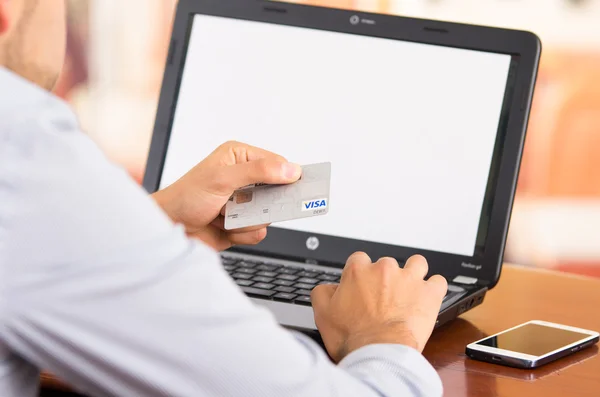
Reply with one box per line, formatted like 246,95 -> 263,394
144,0 -> 541,333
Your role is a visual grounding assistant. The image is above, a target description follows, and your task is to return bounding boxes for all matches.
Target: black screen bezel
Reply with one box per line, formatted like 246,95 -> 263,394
143,0 -> 541,288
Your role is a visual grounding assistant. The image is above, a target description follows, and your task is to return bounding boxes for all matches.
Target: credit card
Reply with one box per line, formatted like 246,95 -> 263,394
224,162 -> 331,230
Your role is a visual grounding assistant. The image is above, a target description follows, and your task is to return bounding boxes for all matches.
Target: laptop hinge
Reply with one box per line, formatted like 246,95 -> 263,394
453,275 -> 479,285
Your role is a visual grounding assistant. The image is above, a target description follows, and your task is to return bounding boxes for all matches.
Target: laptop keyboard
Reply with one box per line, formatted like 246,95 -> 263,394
222,254 -> 461,307
222,255 -> 340,306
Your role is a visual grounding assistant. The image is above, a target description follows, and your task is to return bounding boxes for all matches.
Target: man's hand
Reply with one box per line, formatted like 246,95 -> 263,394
152,141 -> 301,251
311,253 -> 447,362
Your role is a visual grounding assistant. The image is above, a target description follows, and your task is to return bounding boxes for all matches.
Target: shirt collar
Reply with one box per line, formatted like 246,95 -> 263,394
0,66 -> 62,109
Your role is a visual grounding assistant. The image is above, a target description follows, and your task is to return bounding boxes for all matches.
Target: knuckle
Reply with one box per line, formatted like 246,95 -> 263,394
251,229 -> 267,244
408,254 -> 429,271
377,256 -> 395,263
217,141 -> 233,153
310,285 -> 323,299
346,252 -> 370,269
310,286 -> 329,310
345,260 -> 362,276
430,274 -> 448,287
411,254 -> 428,266
258,159 -> 275,175
375,257 -> 399,277
231,230 -> 266,246
222,140 -> 240,148
427,275 -> 448,295
252,158 -> 273,177
348,251 -> 370,264
210,170 -> 230,192
377,257 -> 399,267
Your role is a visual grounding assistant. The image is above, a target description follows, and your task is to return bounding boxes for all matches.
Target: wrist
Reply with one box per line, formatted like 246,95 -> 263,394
342,329 -> 420,358
152,187 -> 183,225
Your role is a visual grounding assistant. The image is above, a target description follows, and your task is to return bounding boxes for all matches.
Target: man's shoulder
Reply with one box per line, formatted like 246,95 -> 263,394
0,67 -> 75,126
0,67 -> 49,103
0,68 -> 80,152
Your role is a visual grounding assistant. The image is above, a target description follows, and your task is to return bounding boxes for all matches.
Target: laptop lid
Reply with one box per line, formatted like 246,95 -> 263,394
144,0 -> 541,288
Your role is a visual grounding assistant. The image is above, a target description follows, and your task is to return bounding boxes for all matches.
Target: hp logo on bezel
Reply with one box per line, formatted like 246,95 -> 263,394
350,15 -> 360,25
306,237 -> 320,251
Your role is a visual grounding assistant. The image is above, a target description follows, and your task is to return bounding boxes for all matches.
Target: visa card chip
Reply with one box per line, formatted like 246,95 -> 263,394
224,162 -> 331,230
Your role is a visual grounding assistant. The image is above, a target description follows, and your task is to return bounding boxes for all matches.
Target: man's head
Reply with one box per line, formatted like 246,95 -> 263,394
0,0 -> 66,90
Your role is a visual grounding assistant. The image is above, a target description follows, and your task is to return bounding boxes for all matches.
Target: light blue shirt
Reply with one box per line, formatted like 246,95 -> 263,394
0,68 -> 443,397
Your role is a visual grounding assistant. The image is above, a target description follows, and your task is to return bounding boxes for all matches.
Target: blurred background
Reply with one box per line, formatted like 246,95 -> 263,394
57,0 -> 600,277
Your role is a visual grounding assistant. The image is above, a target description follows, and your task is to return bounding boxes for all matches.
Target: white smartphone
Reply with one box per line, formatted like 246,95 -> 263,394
466,320 -> 599,369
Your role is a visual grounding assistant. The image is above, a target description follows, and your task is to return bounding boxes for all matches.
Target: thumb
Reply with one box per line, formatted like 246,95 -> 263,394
222,158 -> 302,191
311,283 -> 338,313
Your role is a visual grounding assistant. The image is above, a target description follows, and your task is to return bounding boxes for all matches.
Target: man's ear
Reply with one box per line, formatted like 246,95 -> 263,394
0,1 -> 11,35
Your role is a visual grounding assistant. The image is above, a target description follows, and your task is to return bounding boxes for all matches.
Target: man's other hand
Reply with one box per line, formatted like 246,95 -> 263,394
311,253 -> 447,362
152,141 -> 301,251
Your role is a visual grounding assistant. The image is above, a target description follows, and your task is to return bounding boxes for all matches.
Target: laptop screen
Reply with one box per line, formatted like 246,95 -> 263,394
159,14 -> 515,258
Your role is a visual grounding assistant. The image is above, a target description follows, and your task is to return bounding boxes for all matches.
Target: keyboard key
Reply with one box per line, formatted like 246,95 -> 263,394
221,257 -> 238,266
223,265 -> 236,271
235,279 -> 254,287
232,273 -> 253,280
236,268 -> 257,275
257,264 -> 278,271
256,271 -> 278,278
253,282 -> 275,290
252,276 -> 275,283
279,268 -> 298,275
297,271 -> 321,278
294,295 -> 312,306
241,286 -> 276,298
318,280 -> 337,285
318,274 -> 339,281
237,261 -> 257,268
273,279 -> 295,287
273,293 -> 298,302
297,277 -> 319,285
277,274 -> 298,281
275,286 -> 296,293
294,283 -> 316,290
295,289 -> 312,296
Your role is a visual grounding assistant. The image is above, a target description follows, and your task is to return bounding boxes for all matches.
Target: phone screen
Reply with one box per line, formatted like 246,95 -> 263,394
476,323 -> 591,356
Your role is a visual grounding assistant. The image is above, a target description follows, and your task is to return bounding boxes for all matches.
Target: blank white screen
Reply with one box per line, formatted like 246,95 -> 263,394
161,14 -> 512,256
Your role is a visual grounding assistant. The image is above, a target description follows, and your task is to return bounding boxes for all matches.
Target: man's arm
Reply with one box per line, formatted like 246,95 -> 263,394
0,84 -> 443,396
2,241 -> 440,397
0,136 -> 441,396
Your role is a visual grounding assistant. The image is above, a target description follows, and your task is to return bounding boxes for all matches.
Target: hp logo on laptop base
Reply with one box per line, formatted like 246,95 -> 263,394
306,237 -> 320,251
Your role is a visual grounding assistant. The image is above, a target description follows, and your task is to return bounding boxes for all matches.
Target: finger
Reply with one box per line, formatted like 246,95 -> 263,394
403,255 -> 429,280
346,251 -> 372,266
374,256 -> 400,268
218,141 -> 288,164
340,251 -> 371,283
226,228 -> 268,246
426,274 -> 448,301
373,257 -> 401,279
311,284 -> 338,313
211,216 -> 270,233
218,158 -> 302,193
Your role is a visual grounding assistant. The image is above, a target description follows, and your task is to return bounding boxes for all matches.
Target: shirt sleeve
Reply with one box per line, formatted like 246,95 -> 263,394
0,83 -> 443,397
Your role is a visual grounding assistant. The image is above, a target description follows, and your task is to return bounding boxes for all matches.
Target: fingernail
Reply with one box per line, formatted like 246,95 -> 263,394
282,163 -> 302,180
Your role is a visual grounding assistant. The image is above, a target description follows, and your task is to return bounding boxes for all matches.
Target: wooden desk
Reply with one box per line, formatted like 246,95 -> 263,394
425,265 -> 600,397
41,265 -> 600,396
